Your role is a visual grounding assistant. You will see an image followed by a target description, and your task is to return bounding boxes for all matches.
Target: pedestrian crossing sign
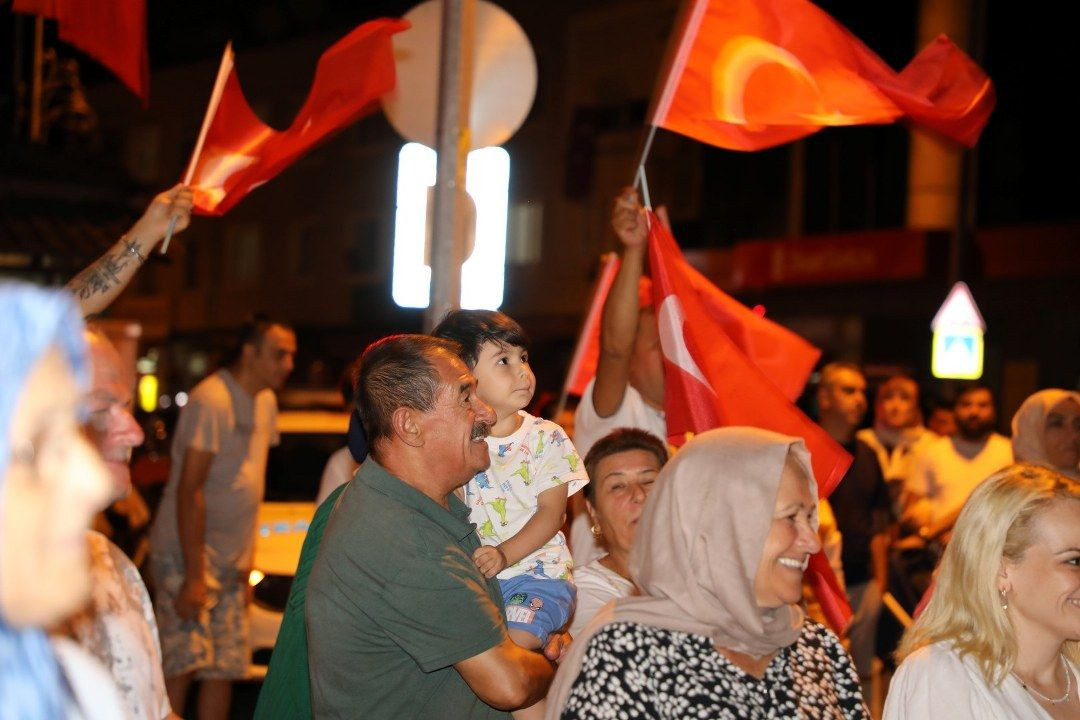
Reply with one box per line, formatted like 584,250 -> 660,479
931,282 -> 985,380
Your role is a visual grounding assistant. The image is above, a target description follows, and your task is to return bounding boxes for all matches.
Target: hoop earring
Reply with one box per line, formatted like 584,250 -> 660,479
999,588 -> 1009,612
590,524 -> 602,540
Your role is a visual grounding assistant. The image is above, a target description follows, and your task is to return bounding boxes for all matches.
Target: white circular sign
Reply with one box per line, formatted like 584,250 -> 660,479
382,0 -> 537,150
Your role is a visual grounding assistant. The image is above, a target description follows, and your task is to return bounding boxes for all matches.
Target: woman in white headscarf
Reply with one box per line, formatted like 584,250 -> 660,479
1011,389 -> 1080,480
545,427 -> 868,720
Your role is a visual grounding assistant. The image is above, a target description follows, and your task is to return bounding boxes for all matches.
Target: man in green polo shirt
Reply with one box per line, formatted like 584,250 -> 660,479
306,335 -> 563,719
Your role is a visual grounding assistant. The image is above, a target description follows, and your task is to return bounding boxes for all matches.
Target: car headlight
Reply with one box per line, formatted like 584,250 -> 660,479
250,573 -> 294,611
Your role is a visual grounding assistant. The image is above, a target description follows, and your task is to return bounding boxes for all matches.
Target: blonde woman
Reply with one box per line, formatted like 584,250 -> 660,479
884,464 -> 1080,719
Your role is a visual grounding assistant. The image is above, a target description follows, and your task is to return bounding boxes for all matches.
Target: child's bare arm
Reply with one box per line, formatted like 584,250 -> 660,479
472,484 -> 570,578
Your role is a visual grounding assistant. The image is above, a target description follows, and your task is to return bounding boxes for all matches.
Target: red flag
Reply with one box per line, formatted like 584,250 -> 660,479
562,253 -> 622,398
647,212 -> 848,488
13,0 -> 148,103
806,552 -> 851,635
680,258 -> 819,402
185,19 -> 408,216
647,211 -> 851,630
650,0 -> 994,151
563,249 -> 817,402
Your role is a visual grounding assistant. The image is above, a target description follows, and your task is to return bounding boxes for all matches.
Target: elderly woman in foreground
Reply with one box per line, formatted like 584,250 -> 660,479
546,427 -> 868,720
884,463 -> 1080,718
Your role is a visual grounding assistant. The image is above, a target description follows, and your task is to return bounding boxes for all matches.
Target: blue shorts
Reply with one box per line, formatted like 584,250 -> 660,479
499,575 -> 575,645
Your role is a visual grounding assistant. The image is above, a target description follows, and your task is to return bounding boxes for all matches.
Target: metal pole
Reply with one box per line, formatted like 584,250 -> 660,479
29,15 -> 43,143
955,0 -> 988,285
424,0 -> 476,331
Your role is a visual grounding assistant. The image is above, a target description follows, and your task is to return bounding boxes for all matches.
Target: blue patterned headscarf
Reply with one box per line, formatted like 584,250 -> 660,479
0,282 -> 88,720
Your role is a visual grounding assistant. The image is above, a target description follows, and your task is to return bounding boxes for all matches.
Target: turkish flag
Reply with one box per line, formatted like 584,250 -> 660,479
185,18 -> 408,216
650,0 -> 994,151
563,247 -> 817,402
680,259 -> 818,402
14,0 -> 148,104
647,211 -> 852,630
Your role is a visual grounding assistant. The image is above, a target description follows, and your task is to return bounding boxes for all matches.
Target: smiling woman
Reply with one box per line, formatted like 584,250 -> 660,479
546,427 -> 869,720
885,464 -> 1080,719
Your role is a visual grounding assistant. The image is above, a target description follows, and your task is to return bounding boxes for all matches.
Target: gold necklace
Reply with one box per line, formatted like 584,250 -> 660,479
1011,655 -> 1072,706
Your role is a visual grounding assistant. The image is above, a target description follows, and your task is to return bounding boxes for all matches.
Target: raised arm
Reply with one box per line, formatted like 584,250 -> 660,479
68,185 -> 193,317
592,188 -> 649,418
455,635 -> 556,710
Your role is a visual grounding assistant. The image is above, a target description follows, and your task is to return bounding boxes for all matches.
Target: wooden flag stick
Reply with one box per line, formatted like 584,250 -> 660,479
162,42 -> 234,254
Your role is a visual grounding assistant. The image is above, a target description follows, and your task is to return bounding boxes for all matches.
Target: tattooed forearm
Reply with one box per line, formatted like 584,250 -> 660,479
68,251 -> 131,300
66,236 -> 154,324
65,184 -> 193,317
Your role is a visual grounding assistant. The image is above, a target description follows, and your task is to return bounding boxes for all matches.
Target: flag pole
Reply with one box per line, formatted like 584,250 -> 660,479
162,42 -> 234,254
635,124 -> 658,178
632,124 -> 658,210
636,165 -> 653,212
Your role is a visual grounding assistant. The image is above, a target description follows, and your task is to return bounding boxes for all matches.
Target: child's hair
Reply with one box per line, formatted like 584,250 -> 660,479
431,310 -> 530,368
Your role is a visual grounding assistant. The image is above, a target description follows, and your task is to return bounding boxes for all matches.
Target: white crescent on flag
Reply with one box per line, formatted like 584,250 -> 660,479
192,152 -> 258,208
658,294 -> 714,393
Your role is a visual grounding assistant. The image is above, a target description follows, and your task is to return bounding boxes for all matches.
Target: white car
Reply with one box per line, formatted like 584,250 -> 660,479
248,408 -> 349,677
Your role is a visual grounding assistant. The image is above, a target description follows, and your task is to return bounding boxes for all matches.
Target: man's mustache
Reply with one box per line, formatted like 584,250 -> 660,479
470,422 -> 491,441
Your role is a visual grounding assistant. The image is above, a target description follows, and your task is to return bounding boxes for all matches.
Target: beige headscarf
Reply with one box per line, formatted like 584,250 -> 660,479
546,427 -> 817,718
1011,389 -> 1080,479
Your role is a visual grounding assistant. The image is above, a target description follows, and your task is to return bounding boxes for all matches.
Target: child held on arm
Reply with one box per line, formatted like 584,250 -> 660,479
433,311 -> 588,656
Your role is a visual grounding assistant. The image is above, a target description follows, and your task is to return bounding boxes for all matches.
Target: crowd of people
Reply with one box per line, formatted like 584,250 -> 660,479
0,185 -> 1077,720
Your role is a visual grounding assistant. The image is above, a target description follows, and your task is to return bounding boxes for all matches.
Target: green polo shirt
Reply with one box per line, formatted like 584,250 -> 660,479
253,482 -> 346,720
306,458 -> 509,720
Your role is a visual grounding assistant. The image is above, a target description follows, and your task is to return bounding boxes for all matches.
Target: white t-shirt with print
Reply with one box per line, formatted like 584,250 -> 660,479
466,411 -> 588,581
66,531 -> 171,720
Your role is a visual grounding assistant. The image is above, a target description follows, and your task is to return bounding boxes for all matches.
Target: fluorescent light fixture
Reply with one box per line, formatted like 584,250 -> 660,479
392,143 -> 435,308
392,143 -> 510,309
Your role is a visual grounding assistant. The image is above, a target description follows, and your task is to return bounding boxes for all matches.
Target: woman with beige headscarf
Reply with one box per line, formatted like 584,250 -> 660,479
545,427 -> 868,719
1011,389 -> 1080,480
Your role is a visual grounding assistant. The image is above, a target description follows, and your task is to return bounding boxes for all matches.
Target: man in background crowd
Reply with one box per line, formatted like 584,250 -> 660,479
149,318 -> 296,720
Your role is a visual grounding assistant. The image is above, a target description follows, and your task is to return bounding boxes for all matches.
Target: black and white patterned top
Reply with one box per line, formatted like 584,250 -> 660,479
560,620 -> 869,719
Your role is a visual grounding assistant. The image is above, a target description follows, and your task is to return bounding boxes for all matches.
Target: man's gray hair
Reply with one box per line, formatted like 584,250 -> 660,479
355,334 -> 462,452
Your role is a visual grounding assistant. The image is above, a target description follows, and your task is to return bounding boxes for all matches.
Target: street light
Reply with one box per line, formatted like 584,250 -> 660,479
392,142 -> 510,309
